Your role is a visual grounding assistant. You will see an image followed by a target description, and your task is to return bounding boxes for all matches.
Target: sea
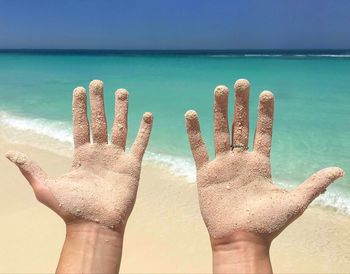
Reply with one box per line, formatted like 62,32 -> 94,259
0,49 -> 349,214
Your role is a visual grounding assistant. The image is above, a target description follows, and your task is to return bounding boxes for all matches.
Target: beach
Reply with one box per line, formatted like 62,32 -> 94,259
1,0 -> 350,272
1,137 -> 350,273
0,52 -> 350,273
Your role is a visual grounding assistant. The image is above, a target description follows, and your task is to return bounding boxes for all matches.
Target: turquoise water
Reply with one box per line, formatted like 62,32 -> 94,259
0,52 -> 349,213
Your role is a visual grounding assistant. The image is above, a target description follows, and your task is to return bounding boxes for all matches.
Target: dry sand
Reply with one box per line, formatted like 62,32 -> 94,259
0,138 -> 350,273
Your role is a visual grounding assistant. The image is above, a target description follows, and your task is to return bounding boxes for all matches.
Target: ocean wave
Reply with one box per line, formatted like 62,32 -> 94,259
0,110 -> 197,180
253,54 -> 350,58
213,54 -> 350,58
0,110 -> 349,215
315,188 -> 350,215
308,54 -> 350,58
244,54 -> 283,57
0,111 -> 72,143
275,179 -> 350,215
144,151 -> 196,182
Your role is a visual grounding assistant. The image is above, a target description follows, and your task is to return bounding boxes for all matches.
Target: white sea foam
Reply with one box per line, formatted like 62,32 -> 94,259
0,111 -> 72,143
275,179 -> 350,215
0,110 -> 349,215
0,110 -> 197,180
244,54 -> 283,57
315,189 -> 350,215
144,151 -> 196,182
308,54 -> 350,58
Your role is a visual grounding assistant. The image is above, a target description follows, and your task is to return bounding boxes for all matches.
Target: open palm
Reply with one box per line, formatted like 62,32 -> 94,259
185,79 -> 343,240
6,80 -> 153,230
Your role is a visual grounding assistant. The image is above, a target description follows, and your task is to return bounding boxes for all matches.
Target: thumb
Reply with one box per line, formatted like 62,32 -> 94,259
292,167 -> 344,208
5,150 -> 48,188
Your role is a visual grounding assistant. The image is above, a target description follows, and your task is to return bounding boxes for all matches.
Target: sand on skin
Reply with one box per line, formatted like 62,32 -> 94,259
185,81 -> 343,240
3,83 -> 156,230
0,138 -> 350,273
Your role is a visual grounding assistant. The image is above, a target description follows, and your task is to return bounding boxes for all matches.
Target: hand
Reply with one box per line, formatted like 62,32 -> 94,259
6,80 -> 153,231
185,79 -> 344,273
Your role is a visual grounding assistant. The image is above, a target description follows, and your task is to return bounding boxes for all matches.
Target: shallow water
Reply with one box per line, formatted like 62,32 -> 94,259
0,52 -> 349,213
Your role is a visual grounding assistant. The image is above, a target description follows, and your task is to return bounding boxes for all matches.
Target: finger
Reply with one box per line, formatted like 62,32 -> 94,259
130,112 -> 153,160
5,151 -> 73,217
111,89 -> 129,150
5,151 -> 48,188
72,87 -> 90,148
292,167 -> 344,208
89,80 -> 108,144
232,79 -> 250,150
253,91 -> 274,157
214,85 -> 230,155
185,110 -> 209,169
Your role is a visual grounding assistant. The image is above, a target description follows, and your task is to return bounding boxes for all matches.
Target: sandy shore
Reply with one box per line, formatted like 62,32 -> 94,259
0,138 -> 349,273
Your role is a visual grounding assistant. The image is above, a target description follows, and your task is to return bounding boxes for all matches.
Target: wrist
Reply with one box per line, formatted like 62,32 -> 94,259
211,231 -> 272,274
66,220 -> 125,237
56,221 -> 124,274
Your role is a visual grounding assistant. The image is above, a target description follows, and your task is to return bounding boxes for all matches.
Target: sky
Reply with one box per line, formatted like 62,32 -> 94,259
0,0 -> 350,50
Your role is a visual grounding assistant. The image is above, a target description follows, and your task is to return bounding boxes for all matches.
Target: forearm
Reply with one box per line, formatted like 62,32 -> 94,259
211,232 -> 273,274
56,221 -> 124,274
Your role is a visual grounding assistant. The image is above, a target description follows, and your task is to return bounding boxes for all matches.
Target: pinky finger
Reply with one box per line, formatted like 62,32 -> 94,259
185,110 -> 209,169
130,112 -> 153,160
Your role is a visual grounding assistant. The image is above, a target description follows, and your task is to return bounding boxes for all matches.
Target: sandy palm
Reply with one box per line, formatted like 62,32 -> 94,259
185,79 -> 343,240
6,80 -> 153,230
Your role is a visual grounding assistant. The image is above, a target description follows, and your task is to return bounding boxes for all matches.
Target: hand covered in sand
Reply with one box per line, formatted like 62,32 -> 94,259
6,80 -> 153,230
185,79 -> 344,241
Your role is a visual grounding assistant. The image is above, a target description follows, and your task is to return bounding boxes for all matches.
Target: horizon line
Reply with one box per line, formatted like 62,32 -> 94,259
1,48 -> 350,51
1,49 -> 350,56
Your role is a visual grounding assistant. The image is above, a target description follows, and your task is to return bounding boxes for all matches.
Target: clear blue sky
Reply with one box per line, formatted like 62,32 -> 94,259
1,0 -> 350,50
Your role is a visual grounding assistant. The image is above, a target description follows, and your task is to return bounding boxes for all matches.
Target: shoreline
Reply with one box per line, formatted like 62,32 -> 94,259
1,116 -> 349,216
0,138 -> 350,273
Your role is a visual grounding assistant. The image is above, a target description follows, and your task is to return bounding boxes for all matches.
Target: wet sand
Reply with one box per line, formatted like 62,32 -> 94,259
0,138 -> 349,273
